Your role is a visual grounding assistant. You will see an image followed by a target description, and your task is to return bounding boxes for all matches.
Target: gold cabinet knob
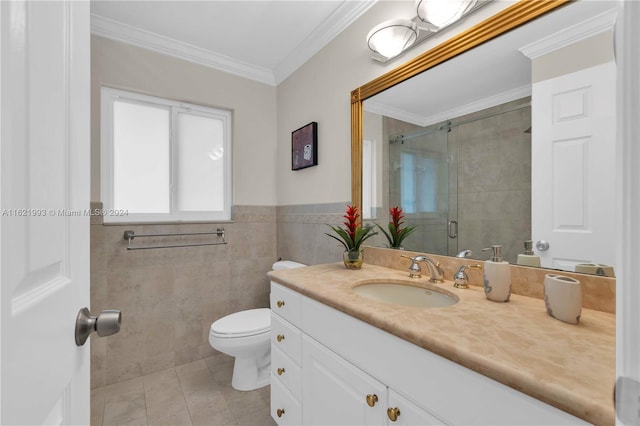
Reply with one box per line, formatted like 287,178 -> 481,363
387,407 -> 401,422
365,394 -> 378,407
276,334 -> 285,342
277,367 -> 285,376
277,300 -> 285,308
276,408 -> 285,418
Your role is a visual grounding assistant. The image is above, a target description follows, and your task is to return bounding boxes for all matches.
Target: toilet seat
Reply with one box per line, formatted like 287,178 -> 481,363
210,308 -> 270,339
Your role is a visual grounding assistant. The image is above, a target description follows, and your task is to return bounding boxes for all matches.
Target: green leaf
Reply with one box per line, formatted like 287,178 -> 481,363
324,232 -> 349,251
374,223 -> 393,247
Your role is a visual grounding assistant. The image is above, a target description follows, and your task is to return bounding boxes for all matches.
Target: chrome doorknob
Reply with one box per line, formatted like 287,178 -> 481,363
75,307 -> 121,346
535,240 -> 550,251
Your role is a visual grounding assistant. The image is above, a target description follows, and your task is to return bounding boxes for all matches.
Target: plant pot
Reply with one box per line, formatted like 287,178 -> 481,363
343,250 -> 364,269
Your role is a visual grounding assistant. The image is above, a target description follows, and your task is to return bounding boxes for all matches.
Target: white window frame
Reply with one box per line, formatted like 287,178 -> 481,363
101,87 -> 232,223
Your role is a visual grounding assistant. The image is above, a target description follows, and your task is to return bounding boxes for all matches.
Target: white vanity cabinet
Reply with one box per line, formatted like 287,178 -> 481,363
302,334 -> 441,425
270,282 -> 588,425
302,335 -> 387,425
387,390 -> 445,426
270,283 -> 303,425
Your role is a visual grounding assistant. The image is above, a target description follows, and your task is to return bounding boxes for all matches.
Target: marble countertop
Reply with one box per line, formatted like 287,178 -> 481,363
269,262 -> 616,425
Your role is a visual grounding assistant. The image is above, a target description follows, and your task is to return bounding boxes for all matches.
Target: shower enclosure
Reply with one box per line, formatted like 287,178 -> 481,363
364,98 -> 532,264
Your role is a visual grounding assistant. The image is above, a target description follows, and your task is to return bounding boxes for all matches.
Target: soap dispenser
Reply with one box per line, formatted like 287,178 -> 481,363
482,245 -> 511,302
516,240 -> 541,267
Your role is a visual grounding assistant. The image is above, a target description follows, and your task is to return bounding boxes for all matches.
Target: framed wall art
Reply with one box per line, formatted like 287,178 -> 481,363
291,121 -> 318,170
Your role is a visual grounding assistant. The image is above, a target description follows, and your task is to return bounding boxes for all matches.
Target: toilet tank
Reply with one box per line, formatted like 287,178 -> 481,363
272,260 -> 306,270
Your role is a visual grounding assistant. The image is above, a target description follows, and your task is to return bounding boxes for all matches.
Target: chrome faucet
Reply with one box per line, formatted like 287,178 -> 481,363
456,249 -> 472,258
401,254 -> 445,283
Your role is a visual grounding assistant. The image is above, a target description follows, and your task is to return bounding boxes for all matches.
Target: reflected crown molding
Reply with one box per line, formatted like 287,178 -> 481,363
519,8 -> 617,59
365,84 -> 531,128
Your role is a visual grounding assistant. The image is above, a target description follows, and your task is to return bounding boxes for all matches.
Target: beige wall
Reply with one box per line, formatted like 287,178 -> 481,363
90,37 -> 281,388
532,31 -> 615,83
275,1 -> 513,206
91,36 -> 278,205
273,1 -> 513,265
89,1 -> 519,385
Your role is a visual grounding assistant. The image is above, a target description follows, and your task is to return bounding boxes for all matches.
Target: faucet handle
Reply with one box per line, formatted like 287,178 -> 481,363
453,264 -> 482,289
400,254 -> 422,278
401,254 -> 426,261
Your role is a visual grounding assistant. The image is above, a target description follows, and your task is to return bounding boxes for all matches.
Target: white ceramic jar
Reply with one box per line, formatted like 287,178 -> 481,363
544,274 -> 582,324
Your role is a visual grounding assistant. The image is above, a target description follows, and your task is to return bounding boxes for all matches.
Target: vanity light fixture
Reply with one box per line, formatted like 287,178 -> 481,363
416,0 -> 478,29
367,19 -> 418,60
367,0 -> 489,63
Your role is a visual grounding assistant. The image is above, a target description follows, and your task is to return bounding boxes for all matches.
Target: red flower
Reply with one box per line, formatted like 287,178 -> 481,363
325,205 -> 377,253
389,207 -> 405,229
375,206 -> 416,248
343,205 -> 360,239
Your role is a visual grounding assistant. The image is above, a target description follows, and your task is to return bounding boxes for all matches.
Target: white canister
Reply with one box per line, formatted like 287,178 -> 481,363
544,274 -> 582,324
483,260 -> 511,302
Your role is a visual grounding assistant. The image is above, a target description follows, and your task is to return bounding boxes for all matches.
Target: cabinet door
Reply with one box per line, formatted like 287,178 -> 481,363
303,335 -> 387,425
271,373 -> 302,425
387,389 -> 448,425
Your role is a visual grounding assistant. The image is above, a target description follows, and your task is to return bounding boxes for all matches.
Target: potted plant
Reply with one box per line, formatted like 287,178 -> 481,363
326,205 -> 377,269
376,206 -> 416,249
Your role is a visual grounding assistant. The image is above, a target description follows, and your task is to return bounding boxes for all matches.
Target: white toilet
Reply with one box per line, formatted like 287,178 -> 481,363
209,260 -> 305,391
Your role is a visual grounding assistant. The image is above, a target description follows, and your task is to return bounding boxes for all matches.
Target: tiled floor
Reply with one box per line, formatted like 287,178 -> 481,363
91,353 -> 276,426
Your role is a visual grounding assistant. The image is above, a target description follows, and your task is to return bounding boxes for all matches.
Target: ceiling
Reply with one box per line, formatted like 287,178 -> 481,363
90,0 -> 376,86
365,0 -> 618,128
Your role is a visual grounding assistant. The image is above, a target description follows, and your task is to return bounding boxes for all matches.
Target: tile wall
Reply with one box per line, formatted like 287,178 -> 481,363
90,204 -> 277,389
453,99 -> 532,264
276,202 -> 352,266
379,98 -> 531,262
92,199 -> 616,390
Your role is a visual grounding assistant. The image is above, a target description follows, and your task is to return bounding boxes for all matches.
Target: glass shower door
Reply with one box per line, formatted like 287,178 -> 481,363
388,121 -> 457,255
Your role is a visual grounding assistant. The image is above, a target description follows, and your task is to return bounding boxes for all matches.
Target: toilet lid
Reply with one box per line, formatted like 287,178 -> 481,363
272,260 -> 306,270
210,308 -> 270,338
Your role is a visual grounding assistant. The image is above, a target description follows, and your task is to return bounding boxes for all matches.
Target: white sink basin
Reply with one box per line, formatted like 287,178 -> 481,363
353,281 -> 459,308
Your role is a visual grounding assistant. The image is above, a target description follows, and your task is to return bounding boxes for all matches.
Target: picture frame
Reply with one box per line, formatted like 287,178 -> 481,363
291,122 -> 318,170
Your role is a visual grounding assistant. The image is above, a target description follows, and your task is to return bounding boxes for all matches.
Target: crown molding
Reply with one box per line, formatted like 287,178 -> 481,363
364,100 -> 428,127
91,14 -> 276,85
92,1 -> 377,87
519,8 -> 618,59
273,1 -> 377,85
365,85 -> 531,128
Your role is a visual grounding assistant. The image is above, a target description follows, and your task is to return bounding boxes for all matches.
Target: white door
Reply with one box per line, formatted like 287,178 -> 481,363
616,0 -> 640,424
1,1 -> 90,424
531,61 -> 616,271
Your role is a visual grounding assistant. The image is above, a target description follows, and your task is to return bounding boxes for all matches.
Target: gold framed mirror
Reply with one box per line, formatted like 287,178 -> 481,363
351,0 -> 570,209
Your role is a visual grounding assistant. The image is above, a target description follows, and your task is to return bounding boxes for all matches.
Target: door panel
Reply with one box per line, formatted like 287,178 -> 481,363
302,335 -> 386,425
388,389 -> 447,426
532,61 -> 616,270
1,1 -> 90,424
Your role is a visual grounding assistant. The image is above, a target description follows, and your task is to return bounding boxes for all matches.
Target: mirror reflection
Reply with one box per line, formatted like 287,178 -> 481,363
360,1 -> 618,275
